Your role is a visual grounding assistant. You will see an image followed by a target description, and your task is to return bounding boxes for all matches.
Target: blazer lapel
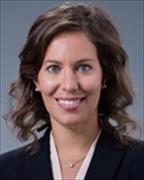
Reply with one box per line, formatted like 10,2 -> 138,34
25,130 -> 53,180
85,131 -> 126,180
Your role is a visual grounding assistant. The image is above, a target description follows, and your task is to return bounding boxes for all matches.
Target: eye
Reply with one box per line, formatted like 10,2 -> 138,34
47,65 -> 60,73
78,64 -> 92,72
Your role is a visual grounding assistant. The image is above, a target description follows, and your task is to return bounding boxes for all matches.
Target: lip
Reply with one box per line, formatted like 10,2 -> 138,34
56,97 -> 86,110
56,96 -> 86,100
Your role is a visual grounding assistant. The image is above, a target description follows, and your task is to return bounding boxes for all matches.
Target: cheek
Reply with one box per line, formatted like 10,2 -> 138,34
38,77 -> 58,95
81,75 -> 102,93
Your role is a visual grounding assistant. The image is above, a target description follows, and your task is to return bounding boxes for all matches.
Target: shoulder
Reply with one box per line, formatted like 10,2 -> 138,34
110,138 -> 144,179
0,132 -> 49,180
125,140 -> 144,163
106,133 -> 144,180
0,145 -> 28,179
125,139 -> 144,157
119,140 -> 144,179
101,131 -> 144,164
1,144 -> 27,161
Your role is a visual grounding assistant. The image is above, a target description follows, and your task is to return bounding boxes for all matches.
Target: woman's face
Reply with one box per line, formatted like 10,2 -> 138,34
35,32 -> 103,128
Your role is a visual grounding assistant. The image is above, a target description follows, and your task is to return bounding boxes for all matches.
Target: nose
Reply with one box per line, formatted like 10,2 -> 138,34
61,69 -> 79,92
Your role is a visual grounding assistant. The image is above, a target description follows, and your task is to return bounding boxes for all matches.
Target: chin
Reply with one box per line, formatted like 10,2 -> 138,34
57,116 -> 85,127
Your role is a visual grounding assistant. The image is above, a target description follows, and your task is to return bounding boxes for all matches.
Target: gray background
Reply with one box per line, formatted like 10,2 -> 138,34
1,0 -> 143,154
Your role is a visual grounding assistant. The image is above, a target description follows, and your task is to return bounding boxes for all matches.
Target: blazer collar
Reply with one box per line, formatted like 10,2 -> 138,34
25,129 -> 125,180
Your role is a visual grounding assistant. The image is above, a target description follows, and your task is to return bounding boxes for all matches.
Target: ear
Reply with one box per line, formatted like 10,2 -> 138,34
33,80 -> 41,92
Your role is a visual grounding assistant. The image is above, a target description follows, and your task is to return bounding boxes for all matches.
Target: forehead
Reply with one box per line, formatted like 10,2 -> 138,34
43,32 -> 98,63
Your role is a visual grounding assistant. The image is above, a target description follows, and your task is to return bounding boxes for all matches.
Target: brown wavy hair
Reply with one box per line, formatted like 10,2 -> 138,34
6,3 -> 139,146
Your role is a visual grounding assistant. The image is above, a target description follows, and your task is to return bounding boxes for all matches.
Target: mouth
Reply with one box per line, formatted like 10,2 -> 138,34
56,97 -> 86,110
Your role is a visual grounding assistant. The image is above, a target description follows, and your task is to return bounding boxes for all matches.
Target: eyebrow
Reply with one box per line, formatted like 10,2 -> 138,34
43,58 -> 96,65
44,59 -> 62,65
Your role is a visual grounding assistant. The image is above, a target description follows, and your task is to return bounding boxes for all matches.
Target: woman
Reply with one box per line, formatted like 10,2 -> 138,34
1,3 -> 144,180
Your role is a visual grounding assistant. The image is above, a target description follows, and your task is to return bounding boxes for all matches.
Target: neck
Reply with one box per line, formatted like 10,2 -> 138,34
51,116 -> 100,154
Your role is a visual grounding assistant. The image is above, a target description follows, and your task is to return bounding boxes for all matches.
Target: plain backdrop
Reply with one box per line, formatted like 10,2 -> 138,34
1,0 -> 143,153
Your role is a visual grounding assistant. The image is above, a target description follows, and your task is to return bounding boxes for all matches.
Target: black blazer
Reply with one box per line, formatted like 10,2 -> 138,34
1,130 -> 144,180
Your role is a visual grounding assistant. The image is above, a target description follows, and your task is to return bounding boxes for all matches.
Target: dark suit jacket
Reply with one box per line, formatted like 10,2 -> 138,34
1,129 -> 144,180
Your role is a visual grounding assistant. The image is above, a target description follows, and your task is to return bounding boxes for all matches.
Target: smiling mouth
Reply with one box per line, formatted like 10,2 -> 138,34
56,97 -> 86,110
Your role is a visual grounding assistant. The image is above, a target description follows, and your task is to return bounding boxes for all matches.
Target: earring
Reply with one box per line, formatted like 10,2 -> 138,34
102,84 -> 107,89
35,87 -> 40,92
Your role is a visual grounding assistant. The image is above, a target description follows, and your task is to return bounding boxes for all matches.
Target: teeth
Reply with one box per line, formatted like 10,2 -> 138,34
58,99 -> 81,106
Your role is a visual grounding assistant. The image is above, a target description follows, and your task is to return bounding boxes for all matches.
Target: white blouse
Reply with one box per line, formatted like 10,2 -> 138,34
50,130 -> 101,180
